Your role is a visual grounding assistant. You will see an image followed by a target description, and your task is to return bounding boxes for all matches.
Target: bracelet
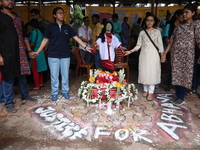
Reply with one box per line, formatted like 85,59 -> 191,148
84,46 -> 87,49
27,50 -> 33,53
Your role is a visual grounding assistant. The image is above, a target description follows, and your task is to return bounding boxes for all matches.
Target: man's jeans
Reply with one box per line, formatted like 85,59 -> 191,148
3,79 -> 15,107
81,49 -> 91,63
17,75 -> 29,100
48,57 -> 70,95
0,81 -> 5,103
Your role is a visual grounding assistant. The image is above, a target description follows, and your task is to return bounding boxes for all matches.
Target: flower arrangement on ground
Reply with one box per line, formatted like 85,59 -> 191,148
78,69 -> 138,107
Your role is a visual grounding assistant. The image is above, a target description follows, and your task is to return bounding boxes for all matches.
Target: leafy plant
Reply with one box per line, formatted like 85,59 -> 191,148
71,4 -> 84,26
70,4 -> 84,48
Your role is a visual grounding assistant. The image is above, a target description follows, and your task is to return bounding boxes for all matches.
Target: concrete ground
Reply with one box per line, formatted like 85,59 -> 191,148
0,68 -> 200,150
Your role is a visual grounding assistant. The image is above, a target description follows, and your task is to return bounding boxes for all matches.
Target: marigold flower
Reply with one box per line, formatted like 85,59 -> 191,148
89,77 -> 95,83
114,82 -> 121,87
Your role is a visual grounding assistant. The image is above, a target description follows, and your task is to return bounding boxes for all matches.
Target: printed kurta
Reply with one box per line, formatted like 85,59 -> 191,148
170,20 -> 200,88
13,14 -> 31,75
134,29 -> 164,85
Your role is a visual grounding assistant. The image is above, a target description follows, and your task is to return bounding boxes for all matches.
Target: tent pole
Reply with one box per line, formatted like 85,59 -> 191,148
151,0 -> 155,15
28,0 -> 30,21
155,1 -> 158,17
39,0 -> 41,10
113,1 -> 115,14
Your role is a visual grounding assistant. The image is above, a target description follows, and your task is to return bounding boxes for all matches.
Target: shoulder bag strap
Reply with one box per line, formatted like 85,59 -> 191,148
144,30 -> 159,54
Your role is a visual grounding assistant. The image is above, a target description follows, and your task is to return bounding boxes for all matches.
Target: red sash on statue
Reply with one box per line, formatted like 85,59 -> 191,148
102,33 -> 114,70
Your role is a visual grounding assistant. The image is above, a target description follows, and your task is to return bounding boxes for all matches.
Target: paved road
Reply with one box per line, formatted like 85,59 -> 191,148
0,71 -> 200,150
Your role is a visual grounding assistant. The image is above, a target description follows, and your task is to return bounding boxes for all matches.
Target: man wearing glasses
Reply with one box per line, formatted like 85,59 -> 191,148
78,16 -> 92,63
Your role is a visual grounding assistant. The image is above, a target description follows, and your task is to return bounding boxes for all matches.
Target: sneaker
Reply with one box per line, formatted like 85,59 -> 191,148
25,96 -> 37,101
165,85 -> 173,92
172,98 -> 185,106
51,94 -> 58,101
169,97 -> 178,103
6,105 -> 16,112
62,93 -> 70,99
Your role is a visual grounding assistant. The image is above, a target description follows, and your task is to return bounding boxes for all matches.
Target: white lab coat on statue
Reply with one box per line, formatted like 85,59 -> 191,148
96,34 -> 121,61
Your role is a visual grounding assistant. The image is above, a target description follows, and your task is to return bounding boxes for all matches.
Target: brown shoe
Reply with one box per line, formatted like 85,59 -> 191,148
147,93 -> 154,101
142,92 -> 148,97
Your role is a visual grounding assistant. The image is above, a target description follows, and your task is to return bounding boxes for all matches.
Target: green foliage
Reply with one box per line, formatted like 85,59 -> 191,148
72,4 -> 84,26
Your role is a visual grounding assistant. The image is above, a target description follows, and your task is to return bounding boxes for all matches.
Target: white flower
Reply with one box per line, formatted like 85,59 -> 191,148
78,69 -> 138,105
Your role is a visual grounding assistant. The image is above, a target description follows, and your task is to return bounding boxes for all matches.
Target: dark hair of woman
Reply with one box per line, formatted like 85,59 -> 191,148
52,7 -> 64,22
143,14 -> 157,29
99,21 -> 114,43
183,4 -> 199,21
29,18 -> 39,29
168,9 -> 183,38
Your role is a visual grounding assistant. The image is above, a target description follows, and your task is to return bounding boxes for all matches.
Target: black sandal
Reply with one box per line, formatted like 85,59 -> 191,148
186,90 -> 197,96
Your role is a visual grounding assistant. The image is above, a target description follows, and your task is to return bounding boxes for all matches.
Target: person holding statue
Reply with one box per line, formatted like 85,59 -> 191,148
125,14 -> 164,101
34,7 -> 92,101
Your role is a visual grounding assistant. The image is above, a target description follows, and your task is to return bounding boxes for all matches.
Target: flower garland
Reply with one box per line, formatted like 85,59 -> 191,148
78,69 -> 138,105
105,84 -> 130,104
78,81 -> 88,97
81,83 -> 102,103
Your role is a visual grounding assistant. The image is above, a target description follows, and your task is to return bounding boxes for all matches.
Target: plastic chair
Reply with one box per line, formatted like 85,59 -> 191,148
114,48 -> 130,81
73,47 -> 94,80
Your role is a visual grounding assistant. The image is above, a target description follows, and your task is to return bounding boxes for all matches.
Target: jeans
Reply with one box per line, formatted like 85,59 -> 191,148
0,81 -> 5,103
3,79 -> 15,107
17,75 -> 30,100
48,57 -> 70,95
175,85 -> 187,100
95,50 -> 102,69
81,49 -> 91,63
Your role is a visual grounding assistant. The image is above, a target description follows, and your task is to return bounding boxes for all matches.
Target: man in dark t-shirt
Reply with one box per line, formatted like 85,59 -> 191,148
30,9 -> 47,35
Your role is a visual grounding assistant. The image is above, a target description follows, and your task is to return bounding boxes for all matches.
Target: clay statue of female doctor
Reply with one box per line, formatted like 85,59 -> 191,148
93,21 -> 125,72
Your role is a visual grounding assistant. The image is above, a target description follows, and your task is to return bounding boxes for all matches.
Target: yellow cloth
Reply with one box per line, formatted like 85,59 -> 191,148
92,23 -> 102,46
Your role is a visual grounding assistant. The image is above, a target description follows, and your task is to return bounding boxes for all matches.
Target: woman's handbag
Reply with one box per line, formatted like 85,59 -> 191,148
144,30 -> 160,55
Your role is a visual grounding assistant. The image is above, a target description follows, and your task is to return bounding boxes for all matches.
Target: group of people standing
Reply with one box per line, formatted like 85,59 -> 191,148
0,0 -> 199,113
77,13 -> 129,69
0,0 -> 38,112
0,0 -> 91,112
125,4 -> 200,105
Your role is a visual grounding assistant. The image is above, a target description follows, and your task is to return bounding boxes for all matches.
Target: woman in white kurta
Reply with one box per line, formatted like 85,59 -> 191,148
125,14 -> 164,100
